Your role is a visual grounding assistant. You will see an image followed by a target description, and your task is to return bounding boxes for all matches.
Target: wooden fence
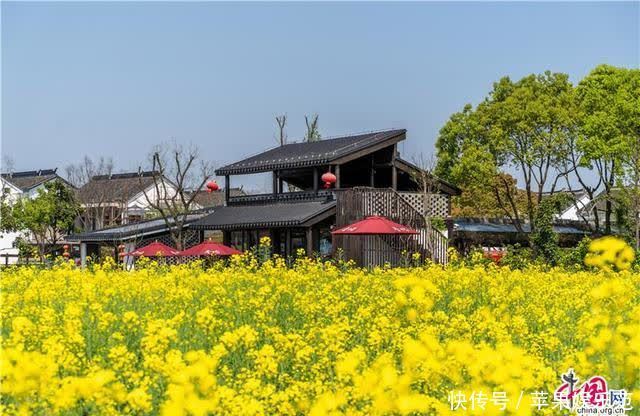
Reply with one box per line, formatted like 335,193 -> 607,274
334,187 -> 448,267
0,253 -> 45,267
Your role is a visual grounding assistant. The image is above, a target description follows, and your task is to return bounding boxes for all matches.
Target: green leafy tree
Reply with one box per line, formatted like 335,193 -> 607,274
574,65 -> 634,234
616,68 -> 640,249
0,190 -> 18,234
436,71 -> 575,231
12,180 -> 80,260
304,114 -> 321,142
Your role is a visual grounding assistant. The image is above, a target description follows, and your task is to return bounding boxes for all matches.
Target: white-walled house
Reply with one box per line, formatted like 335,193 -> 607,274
76,171 -> 180,231
557,192 -> 592,221
555,188 -> 639,228
0,169 -> 70,263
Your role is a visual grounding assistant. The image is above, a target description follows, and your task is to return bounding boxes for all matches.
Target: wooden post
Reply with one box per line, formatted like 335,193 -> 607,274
224,175 -> 230,205
446,216 -> 454,245
273,171 -> 279,194
370,155 -> 375,187
313,167 -> 319,192
391,144 -> 398,190
80,243 -> 87,268
285,229 -> 292,257
306,228 -> 313,256
335,165 -> 341,189
391,166 -> 397,190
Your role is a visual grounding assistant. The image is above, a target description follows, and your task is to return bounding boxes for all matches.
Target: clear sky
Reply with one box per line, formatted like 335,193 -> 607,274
2,1 -> 638,190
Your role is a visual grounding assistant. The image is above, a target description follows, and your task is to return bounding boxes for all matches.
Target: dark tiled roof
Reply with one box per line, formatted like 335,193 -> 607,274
188,188 -> 245,208
192,200 -> 336,230
453,218 -> 589,234
216,129 -> 406,175
67,212 -> 210,242
76,171 -> 159,204
1,169 -> 65,191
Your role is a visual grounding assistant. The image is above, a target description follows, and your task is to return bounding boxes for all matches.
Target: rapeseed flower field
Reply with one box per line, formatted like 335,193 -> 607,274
1,239 -> 639,415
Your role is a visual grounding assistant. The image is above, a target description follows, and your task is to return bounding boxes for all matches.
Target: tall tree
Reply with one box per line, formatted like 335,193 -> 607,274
487,72 -> 575,224
304,114 -> 321,142
275,114 -> 287,146
140,142 -> 215,250
604,66 -> 640,247
436,71 -> 575,231
574,65 -> 632,234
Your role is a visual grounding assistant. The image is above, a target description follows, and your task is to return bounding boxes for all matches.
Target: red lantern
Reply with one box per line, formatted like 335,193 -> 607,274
321,172 -> 337,189
206,181 -> 219,193
63,244 -> 69,250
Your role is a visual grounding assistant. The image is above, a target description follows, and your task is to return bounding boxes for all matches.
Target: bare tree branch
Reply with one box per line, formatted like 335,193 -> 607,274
140,141 -> 215,250
276,114 -> 287,146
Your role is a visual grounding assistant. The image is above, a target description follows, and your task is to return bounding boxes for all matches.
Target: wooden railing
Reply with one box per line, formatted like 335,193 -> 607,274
419,220 -> 449,265
334,187 -> 449,266
228,190 -> 334,205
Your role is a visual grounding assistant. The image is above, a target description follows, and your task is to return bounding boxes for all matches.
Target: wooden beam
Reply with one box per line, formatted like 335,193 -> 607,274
224,175 -> 230,205
335,165 -> 341,189
273,171 -> 279,194
299,206 -> 337,227
330,133 -> 405,165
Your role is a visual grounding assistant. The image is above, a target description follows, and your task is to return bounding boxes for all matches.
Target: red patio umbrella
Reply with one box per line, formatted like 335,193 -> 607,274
331,215 -> 419,235
179,241 -> 242,257
125,241 -> 180,257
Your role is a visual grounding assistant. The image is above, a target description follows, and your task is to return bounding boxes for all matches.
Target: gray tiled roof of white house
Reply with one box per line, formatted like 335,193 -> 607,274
1,169 -> 71,191
76,171 -> 159,204
453,218 -> 590,234
215,129 -> 406,175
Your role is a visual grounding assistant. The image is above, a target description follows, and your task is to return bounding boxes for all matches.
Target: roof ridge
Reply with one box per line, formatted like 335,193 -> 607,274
282,128 -> 404,147
1,168 -> 58,178
91,171 -> 158,181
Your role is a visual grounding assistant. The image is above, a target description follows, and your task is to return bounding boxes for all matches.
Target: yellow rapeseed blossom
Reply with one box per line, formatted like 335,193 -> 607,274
0,252 -> 638,415
585,236 -> 636,271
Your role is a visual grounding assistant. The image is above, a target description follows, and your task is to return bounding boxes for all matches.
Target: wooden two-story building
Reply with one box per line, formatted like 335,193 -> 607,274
193,129 -> 460,265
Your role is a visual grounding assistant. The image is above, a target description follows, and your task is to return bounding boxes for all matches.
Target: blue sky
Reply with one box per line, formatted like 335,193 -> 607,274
2,1 -> 638,190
